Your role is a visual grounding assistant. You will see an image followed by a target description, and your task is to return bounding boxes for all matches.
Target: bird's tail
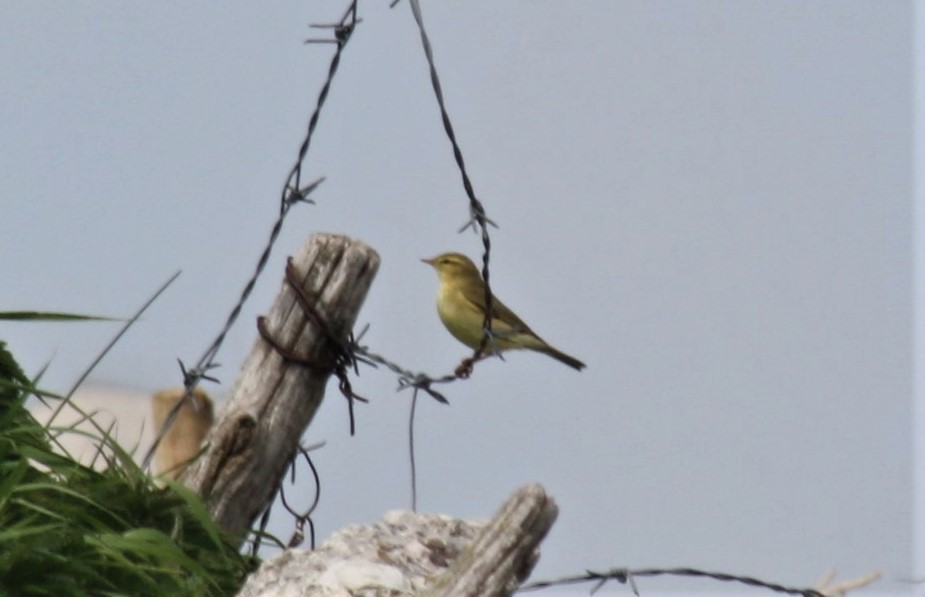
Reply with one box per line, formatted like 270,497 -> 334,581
539,346 -> 586,371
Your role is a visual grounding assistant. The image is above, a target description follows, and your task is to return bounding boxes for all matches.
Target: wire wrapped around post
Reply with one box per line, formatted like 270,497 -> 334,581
181,233 -> 379,538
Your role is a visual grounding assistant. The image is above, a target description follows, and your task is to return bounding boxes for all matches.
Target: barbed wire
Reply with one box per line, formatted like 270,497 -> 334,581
147,0 -> 512,553
375,0 -> 510,511
142,3 -> 360,471
393,0 -> 501,362
257,258 -> 370,436
519,567 -> 828,596
347,324 -> 461,404
119,8 -> 878,596
139,0 -> 502,546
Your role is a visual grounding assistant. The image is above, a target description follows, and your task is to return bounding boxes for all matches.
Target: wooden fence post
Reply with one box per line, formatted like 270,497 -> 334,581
425,483 -> 558,596
181,233 -> 379,536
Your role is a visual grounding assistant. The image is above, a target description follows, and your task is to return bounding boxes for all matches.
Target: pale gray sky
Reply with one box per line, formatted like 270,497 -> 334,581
1,2 -> 919,595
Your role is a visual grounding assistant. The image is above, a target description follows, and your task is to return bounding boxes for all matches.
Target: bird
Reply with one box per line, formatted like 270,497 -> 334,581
150,388 -> 214,480
422,252 -> 585,371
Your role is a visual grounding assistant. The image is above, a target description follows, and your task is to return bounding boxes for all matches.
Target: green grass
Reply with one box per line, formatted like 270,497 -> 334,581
0,341 -> 258,596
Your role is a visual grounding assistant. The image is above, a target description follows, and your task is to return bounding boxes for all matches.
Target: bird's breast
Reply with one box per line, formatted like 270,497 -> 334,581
436,285 -> 485,349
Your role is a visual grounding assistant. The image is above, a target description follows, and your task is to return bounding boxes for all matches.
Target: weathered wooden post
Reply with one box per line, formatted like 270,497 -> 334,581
182,233 -> 379,536
425,484 -> 558,597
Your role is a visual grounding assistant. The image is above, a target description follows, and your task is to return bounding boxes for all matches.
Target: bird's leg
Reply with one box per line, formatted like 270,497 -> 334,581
454,350 -> 494,378
455,358 -> 475,378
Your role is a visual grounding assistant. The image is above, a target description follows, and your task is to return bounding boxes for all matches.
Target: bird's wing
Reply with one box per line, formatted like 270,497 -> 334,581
457,282 -> 540,338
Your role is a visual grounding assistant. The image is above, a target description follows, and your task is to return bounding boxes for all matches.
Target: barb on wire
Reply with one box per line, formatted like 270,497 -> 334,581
347,326 -> 459,405
344,317 -> 509,402
395,0 -> 499,363
143,1 -> 359,471
458,204 -> 499,234
304,1 -> 360,45
305,21 -> 363,45
177,359 -> 221,387
283,176 -> 325,212
519,567 -> 833,597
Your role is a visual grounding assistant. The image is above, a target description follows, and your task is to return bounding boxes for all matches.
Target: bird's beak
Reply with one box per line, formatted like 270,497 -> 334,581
421,257 -> 435,266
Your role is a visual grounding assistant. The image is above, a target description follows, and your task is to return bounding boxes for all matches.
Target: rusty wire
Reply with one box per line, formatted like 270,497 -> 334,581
249,441 -> 325,557
279,443 -> 324,549
257,258 -> 369,436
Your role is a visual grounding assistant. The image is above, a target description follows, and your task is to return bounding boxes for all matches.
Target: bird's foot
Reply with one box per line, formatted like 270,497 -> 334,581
455,357 -> 475,378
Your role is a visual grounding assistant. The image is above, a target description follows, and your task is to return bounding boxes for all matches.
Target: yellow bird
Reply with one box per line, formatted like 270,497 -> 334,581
422,252 -> 586,371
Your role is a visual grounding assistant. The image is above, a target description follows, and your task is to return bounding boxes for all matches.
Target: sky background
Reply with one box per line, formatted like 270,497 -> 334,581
1,2 -> 920,595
